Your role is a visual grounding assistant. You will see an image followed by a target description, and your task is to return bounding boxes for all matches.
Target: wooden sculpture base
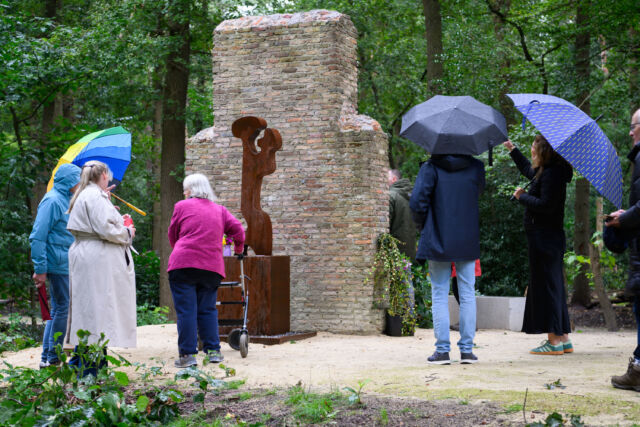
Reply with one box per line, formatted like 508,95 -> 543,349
219,255 -> 290,336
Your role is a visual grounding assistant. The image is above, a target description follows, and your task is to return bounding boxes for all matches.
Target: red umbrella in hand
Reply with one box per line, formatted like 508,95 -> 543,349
37,285 -> 52,321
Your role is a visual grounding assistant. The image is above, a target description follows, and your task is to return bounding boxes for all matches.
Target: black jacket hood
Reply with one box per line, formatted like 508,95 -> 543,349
430,154 -> 474,172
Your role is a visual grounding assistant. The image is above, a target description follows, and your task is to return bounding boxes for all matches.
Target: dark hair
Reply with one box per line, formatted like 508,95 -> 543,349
532,135 -> 569,178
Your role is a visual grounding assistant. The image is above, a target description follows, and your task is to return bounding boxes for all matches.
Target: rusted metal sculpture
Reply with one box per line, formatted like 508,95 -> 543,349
232,116 -> 282,255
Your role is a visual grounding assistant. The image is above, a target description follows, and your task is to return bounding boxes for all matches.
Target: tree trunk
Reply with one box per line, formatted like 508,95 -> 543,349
422,0 -> 444,95
152,65 -> 164,257
159,0 -> 191,319
489,0 -> 514,125
571,0 -> 592,307
572,179 -> 591,306
590,197 -> 617,330
32,0 -> 62,212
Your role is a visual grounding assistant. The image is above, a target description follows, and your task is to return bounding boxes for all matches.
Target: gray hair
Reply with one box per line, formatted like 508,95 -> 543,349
183,173 -> 217,201
389,169 -> 402,180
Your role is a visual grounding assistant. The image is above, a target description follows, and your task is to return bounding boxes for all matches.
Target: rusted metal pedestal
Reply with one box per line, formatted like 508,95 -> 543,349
219,255 -> 291,336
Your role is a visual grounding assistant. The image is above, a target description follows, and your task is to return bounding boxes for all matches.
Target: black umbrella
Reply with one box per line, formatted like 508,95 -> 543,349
400,95 -> 508,156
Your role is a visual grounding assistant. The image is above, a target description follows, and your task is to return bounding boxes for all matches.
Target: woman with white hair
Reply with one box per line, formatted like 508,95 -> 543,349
66,160 -> 137,371
168,173 -> 245,368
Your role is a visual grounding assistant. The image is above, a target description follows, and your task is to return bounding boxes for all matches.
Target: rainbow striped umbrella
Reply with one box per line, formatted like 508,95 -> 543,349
47,126 -> 131,191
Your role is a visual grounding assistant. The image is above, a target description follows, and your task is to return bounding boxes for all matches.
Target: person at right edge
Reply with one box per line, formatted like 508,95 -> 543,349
607,108 -> 640,392
503,136 -> 573,356
410,153 -> 485,365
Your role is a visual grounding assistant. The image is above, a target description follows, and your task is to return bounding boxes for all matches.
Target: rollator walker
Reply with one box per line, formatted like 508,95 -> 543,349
217,254 -> 250,358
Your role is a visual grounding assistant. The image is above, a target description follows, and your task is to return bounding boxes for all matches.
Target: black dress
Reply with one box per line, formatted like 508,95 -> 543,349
510,148 -> 573,335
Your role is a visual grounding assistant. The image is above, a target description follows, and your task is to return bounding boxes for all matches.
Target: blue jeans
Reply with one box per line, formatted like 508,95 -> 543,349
169,281 -> 220,356
41,273 -> 69,363
429,260 -> 476,353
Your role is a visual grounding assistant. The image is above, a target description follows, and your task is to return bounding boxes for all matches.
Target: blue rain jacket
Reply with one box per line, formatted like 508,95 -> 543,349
29,163 -> 81,274
410,155 -> 485,262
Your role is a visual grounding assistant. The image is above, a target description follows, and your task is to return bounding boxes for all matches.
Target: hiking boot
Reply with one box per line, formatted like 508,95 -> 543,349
174,354 -> 197,368
562,340 -> 574,354
530,340 -> 564,355
427,351 -> 450,365
461,352 -> 478,364
206,350 -> 224,364
611,358 -> 640,391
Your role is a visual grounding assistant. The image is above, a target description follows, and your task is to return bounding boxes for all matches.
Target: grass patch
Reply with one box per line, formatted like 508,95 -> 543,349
503,403 -> 523,413
374,385 -> 640,421
285,384 -> 344,423
237,391 -> 252,401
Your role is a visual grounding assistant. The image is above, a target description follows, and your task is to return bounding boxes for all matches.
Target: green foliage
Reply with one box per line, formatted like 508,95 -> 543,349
544,378 -> 567,390
368,233 -> 416,335
411,262 -> 432,328
285,384 -> 341,424
0,313 -> 40,355
343,379 -> 369,406
174,363 -> 237,411
133,250 -> 161,306
137,304 -> 170,326
528,412 -> 584,427
0,330 -> 184,425
378,408 -> 389,426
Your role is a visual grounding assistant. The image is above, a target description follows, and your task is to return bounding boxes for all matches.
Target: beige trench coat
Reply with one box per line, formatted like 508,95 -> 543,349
66,182 -> 136,347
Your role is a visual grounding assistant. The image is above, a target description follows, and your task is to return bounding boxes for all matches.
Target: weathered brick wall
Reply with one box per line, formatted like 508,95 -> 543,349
186,10 -> 388,333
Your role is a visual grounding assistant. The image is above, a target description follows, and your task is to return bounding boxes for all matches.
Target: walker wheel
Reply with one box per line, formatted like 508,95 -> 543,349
228,328 -> 241,351
239,332 -> 249,358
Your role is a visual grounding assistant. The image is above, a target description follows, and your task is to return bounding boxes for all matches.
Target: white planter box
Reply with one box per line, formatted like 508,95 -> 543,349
448,295 -> 525,331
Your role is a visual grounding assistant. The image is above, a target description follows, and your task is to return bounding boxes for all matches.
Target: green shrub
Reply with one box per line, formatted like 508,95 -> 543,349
133,250 -> 160,306
137,304 -> 170,326
0,313 -> 41,355
0,331 -> 184,425
412,263 -> 432,328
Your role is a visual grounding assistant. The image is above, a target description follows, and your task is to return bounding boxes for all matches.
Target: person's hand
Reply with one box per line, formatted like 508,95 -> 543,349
32,272 -> 47,289
105,184 -> 116,199
605,209 -> 625,228
503,140 -> 515,152
127,225 -> 136,239
513,187 -> 525,200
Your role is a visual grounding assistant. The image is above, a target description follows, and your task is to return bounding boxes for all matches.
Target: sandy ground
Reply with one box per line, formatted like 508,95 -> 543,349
3,325 -> 640,424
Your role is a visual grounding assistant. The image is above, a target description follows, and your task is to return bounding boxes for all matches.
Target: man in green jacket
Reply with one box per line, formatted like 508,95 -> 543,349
388,169 -> 417,261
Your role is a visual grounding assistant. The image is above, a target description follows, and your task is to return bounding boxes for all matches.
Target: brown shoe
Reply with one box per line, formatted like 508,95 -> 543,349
611,358 -> 640,391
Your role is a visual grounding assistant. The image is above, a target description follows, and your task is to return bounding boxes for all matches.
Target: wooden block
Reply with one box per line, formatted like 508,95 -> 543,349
219,255 -> 290,335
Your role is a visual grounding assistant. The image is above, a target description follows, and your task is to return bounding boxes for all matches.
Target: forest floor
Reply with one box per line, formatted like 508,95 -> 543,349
4,313 -> 640,425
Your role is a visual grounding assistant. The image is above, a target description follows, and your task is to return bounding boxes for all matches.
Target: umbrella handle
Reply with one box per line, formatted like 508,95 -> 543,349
510,180 -> 533,201
111,193 -> 147,216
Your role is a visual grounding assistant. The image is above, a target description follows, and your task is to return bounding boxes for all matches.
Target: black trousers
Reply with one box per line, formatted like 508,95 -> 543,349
522,228 -> 571,335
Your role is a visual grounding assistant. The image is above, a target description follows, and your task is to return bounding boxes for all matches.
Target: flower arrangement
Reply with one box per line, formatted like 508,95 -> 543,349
222,235 -> 234,256
369,233 -> 417,336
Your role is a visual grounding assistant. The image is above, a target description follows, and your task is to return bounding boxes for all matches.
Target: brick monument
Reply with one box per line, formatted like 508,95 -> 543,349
186,10 -> 388,333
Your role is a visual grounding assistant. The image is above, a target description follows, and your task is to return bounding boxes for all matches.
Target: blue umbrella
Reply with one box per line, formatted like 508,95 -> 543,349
507,93 -> 623,208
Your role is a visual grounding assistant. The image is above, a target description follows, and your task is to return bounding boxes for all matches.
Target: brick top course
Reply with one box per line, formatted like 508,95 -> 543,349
215,9 -> 344,32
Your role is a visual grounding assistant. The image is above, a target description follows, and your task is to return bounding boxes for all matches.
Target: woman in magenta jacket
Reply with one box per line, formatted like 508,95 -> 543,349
168,173 -> 245,368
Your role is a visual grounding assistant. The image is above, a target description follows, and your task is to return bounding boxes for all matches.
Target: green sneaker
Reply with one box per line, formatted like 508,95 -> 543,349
562,340 -> 574,353
530,340 -> 564,355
